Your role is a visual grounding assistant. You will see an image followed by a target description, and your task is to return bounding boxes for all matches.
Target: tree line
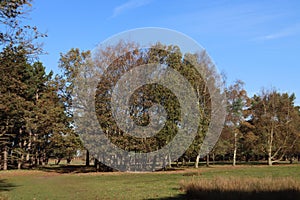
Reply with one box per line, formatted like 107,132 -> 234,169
0,0 -> 81,170
1,1 -> 299,170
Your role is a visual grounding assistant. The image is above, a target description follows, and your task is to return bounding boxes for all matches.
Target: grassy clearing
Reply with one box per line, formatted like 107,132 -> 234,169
0,164 -> 299,200
0,170 -> 186,200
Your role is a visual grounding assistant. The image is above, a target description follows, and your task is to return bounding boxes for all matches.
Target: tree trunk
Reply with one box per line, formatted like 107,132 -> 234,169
267,124 -> 274,166
162,155 -> 166,170
195,154 -> 200,168
26,130 -> 32,162
3,146 -> 8,170
168,153 -> 172,168
268,155 -> 272,166
41,152 -> 46,166
94,158 -> 98,172
289,157 -> 293,164
86,149 -> 90,166
56,158 -> 61,165
18,154 -> 24,170
233,131 -> 238,166
206,154 -> 210,167
151,155 -> 157,171
35,151 -> 39,166
26,153 -> 30,163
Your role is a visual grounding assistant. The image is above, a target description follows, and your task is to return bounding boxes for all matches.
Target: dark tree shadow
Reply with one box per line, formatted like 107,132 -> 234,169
38,165 -> 98,174
0,179 -> 17,192
145,194 -> 189,200
147,190 -> 300,200
38,165 -> 186,174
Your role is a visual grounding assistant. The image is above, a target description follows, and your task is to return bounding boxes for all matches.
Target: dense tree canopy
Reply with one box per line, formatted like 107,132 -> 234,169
1,1 -> 299,171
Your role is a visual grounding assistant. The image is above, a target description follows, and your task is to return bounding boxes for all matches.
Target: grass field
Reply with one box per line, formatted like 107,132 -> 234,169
0,164 -> 300,200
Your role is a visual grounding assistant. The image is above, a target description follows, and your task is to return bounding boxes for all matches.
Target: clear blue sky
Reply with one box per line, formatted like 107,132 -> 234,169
29,0 -> 300,104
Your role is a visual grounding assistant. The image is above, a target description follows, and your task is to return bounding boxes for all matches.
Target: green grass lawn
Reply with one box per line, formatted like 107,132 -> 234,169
0,164 -> 299,200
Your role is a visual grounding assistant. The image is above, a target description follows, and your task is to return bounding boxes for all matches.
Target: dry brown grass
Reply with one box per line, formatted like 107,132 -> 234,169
180,177 -> 300,200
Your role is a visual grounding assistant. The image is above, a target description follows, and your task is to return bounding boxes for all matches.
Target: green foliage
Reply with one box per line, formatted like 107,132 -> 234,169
0,47 -> 81,169
248,90 -> 300,165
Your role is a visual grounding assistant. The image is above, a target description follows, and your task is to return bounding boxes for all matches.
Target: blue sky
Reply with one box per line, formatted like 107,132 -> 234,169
29,0 -> 300,104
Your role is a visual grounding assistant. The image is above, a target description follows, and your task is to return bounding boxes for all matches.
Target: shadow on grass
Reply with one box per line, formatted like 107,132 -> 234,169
38,165 -> 97,174
154,167 -> 186,173
0,179 -> 17,192
39,165 -> 186,174
147,190 -> 300,200
146,194 -> 188,200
